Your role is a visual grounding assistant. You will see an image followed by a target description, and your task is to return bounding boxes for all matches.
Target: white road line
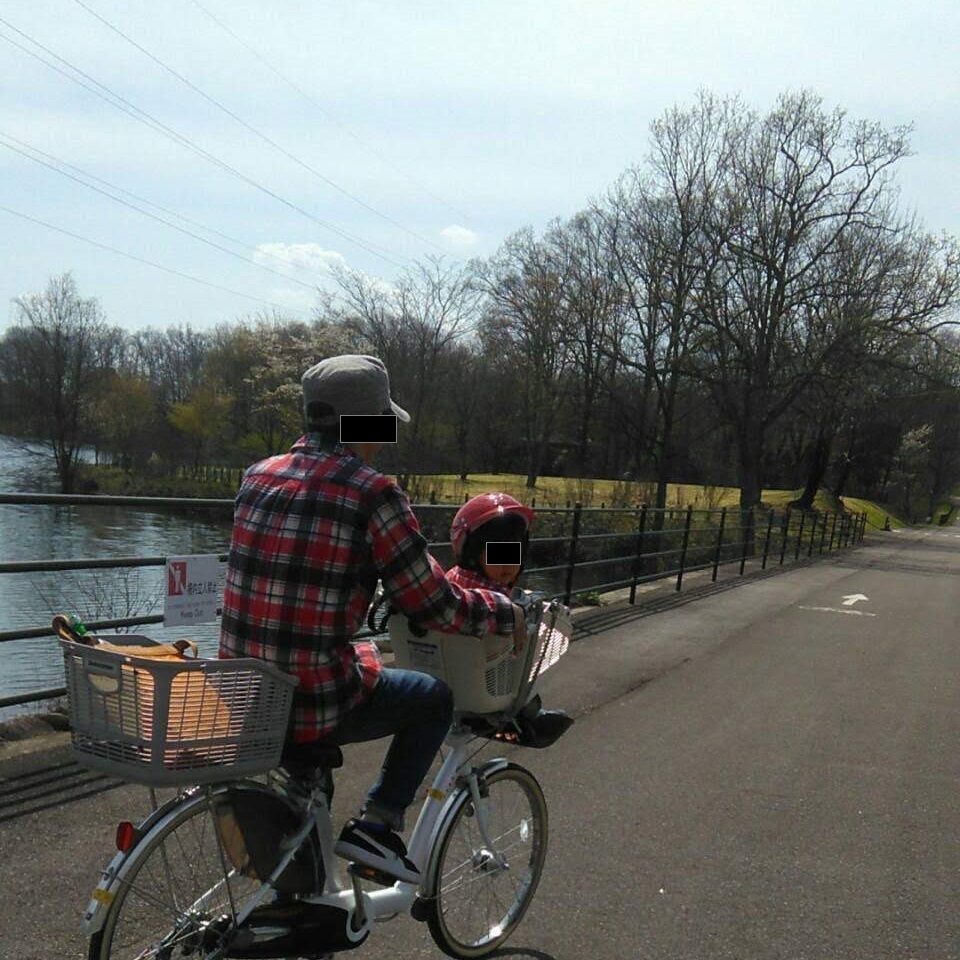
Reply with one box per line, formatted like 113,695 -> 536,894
797,605 -> 878,618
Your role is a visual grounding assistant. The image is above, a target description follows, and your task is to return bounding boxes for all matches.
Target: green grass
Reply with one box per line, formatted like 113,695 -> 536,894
402,473 -> 902,518
840,497 -> 908,530
82,463 -> 912,528
80,465 -> 238,499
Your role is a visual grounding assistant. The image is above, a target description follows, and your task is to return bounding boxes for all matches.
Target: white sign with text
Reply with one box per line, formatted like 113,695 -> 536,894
164,554 -> 221,627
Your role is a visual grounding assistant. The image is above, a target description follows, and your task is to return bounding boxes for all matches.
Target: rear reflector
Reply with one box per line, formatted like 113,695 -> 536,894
116,821 -> 136,852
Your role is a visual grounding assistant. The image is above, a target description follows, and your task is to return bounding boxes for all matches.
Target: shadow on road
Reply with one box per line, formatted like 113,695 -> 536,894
829,555 -> 960,577
488,947 -> 557,960
573,559 -> 817,639
0,757 -> 121,824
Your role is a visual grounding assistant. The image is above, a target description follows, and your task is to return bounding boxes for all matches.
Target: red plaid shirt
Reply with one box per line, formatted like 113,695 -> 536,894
219,436 -> 516,742
445,565 -> 517,598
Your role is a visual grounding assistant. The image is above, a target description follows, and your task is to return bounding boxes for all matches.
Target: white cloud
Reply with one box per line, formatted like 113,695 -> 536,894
253,242 -> 347,275
440,225 -> 478,247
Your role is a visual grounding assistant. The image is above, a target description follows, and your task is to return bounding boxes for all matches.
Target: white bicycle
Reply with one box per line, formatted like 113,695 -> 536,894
59,592 -> 573,960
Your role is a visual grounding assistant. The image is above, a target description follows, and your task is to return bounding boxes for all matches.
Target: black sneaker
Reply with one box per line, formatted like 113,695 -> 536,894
334,819 -> 420,884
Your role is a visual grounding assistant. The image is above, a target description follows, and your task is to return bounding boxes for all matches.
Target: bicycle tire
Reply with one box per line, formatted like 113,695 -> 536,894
88,786 -> 270,960
425,763 -> 548,959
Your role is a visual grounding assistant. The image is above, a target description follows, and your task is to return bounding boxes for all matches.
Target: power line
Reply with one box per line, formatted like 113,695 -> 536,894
186,0 -> 474,225
0,131 -> 323,293
0,132 -> 334,281
0,202 -> 309,315
71,0 -> 447,254
0,14 -> 405,267
0,133 -> 330,283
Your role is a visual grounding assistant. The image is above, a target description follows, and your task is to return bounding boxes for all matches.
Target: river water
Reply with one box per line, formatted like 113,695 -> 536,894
0,436 -> 232,720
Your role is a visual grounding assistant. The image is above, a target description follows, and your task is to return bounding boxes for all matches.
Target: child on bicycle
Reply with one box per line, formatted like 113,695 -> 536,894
446,493 -> 573,746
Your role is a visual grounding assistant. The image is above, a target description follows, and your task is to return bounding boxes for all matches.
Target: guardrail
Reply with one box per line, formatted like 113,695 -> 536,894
0,493 -> 867,711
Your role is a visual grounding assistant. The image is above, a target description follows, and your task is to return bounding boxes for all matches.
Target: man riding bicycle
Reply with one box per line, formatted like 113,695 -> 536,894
219,355 -> 526,884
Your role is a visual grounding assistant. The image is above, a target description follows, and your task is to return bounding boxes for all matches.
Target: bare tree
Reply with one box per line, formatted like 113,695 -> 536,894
331,257 -> 476,472
688,91 -> 954,518
475,227 -> 574,488
3,273 -> 110,491
546,211 -> 625,475
600,95 -> 731,508
129,325 -> 210,407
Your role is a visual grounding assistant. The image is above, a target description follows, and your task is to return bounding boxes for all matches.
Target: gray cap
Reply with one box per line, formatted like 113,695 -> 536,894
301,354 -> 411,427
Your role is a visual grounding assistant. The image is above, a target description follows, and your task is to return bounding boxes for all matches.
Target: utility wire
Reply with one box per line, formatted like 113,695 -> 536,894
0,202 -> 310,314
186,0 -> 474,224
0,131 -> 328,282
0,132 -> 322,293
0,15 -> 405,267
71,0 -> 447,253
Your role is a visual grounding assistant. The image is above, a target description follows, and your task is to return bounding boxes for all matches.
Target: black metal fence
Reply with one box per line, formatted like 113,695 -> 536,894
0,493 -> 867,711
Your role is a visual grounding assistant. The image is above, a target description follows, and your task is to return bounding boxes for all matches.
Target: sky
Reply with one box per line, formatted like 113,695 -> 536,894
0,0 -> 957,333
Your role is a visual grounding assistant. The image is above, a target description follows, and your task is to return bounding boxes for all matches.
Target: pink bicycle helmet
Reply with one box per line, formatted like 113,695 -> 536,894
450,493 -> 535,562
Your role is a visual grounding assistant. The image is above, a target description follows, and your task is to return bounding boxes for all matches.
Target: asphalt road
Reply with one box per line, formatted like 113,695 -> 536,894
1,527 -> 957,959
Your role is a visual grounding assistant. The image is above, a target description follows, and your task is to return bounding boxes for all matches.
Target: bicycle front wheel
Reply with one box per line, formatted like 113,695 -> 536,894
426,763 -> 548,959
89,790 -> 261,960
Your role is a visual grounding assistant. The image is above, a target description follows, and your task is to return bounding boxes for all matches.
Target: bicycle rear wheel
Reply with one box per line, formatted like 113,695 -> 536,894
89,790 -> 261,960
425,763 -> 548,959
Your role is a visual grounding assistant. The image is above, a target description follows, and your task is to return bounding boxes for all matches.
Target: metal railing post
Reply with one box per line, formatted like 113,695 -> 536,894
794,511 -> 806,561
711,507 -> 727,582
819,510 -> 829,554
779,508 -> 791,565
740,508 -> 753,575
761,509 -> 775,569
563,501 -> 583,607
828,511 -> 838,551
629,503 -> 648,605
807,512 -> 818,558
676,505 -> 694,592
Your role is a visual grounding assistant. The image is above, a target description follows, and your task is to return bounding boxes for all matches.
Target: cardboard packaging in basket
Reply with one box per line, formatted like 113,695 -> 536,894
59,636 -> 296,786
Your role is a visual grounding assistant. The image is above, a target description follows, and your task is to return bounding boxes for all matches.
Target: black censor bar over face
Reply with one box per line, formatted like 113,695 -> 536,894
340,414 -> 398,444
485,542 -> 522,566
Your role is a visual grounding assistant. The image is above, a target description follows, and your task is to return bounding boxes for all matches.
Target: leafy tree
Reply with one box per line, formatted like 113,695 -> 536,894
91,373 -> 156,470
169,384 -> 232,469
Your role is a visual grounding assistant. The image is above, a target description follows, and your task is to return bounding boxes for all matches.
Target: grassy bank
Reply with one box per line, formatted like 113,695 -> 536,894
80,464 -> 912,528
80,465 -> 239,499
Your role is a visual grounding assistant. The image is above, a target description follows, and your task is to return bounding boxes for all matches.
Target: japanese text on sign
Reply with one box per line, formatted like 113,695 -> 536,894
164,555 -> 221,627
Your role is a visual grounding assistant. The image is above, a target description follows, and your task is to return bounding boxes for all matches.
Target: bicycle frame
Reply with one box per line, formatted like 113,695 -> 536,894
80,724 -> 504,943
78,592 -> 571,952
295,725 -> 503,926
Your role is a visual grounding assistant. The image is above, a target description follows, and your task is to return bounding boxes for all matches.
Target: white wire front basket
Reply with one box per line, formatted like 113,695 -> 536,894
60,639 -> 298,787
388,594 -> 572,716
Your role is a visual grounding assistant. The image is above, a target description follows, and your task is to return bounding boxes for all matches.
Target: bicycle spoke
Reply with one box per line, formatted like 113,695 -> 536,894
95,792 -> 265,960
428,766 -> 548,957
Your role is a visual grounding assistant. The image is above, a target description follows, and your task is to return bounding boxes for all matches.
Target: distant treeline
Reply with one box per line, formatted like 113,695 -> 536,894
1,91 -> 958,517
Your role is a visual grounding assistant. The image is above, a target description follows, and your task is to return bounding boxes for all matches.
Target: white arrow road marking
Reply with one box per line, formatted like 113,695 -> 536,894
841,594 -> 869,606
798,605 -> 877,618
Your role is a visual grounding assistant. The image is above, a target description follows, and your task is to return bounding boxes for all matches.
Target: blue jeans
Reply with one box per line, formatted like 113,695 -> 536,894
326,669 -> 453,831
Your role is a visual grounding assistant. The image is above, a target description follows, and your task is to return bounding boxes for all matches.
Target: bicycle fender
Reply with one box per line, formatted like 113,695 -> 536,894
80,779 -> 270,936
419,757 -> 511,902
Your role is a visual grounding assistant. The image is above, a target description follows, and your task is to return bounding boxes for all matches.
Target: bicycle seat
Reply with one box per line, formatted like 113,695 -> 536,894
280,740 -> 344,772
